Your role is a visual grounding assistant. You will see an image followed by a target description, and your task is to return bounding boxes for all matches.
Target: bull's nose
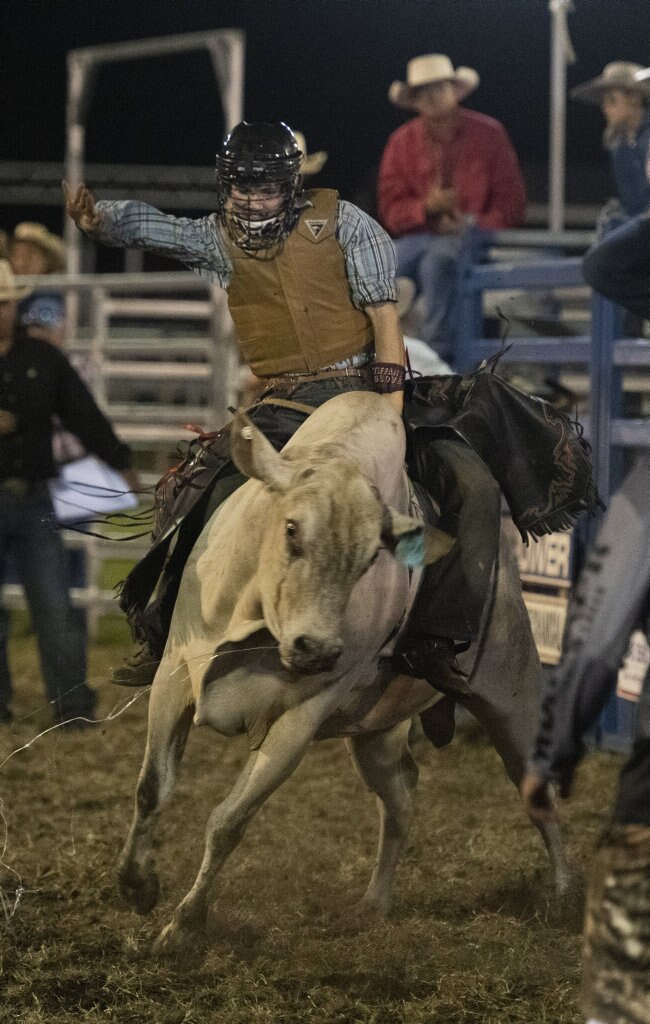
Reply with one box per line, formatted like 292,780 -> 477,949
291,635 -> 343,669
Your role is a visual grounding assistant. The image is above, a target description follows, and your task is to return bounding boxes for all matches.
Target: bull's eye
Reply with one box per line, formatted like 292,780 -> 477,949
285,519 -> 303,556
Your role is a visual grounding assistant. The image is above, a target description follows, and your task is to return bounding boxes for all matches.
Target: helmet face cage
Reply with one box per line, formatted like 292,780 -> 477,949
216,123 -> 303,254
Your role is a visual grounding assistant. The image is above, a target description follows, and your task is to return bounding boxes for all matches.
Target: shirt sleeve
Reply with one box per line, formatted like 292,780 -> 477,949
53,352 -> 133,471
377,133 -> 429,237
476,125 -> 527,230
93,201 -> 231,287
336,201 -> 398,308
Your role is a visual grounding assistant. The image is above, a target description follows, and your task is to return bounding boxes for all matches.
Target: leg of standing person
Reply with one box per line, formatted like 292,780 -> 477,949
0,606 -> 13,721
394,234 -> 460,359
580,659 -> 650,1024
0,497 -> 15,720
15,483 -> 95,724
583,213 -> 650,319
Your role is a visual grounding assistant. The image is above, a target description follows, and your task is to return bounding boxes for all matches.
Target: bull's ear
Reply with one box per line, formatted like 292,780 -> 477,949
381,507 -> 455,567
230,413 -> 293,492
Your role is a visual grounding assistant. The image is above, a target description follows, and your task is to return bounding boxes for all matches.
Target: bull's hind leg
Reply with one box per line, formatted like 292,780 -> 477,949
346,719 -> 418,917
455,536 -> 571,897
461,620 -> 571,896
462,684 -> 571,897
118,657 -> 194,914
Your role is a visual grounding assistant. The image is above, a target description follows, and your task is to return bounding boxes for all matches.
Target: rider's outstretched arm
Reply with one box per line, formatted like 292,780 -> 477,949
63,180 -> 229,285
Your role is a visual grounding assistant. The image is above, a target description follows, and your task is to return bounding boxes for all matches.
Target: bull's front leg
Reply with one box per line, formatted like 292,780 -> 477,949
346,718 -> 418,917
118,656 -> 194,915
153,677 -> 351,957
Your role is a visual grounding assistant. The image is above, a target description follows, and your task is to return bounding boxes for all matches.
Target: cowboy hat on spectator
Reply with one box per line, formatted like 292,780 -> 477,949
571,62 -> 650,105
389,54 -> 480,111
293,132 -> 328,176
0,259 -> 32,301
11,222 -> 66,272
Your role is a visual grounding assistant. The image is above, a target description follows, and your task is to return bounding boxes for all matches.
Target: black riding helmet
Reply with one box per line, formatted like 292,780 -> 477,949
216,121 -> 303,253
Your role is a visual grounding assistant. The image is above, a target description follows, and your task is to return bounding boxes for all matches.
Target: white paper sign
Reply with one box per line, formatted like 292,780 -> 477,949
49,456 -> 138,523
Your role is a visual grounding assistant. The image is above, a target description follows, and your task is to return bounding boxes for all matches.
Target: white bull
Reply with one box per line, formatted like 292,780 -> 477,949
117,391 -> 569,955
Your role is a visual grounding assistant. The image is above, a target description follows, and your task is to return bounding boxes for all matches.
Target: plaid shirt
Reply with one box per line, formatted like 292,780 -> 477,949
94,198 -> 398,309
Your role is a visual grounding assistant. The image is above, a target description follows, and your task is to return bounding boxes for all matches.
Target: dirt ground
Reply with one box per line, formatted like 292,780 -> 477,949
0,633 -> 623,1024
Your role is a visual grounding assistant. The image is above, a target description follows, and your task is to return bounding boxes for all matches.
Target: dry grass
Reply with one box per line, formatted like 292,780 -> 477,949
0,634 -> 622,1024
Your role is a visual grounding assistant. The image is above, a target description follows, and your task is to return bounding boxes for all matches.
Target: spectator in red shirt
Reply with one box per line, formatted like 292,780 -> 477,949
378,54 -> 526,359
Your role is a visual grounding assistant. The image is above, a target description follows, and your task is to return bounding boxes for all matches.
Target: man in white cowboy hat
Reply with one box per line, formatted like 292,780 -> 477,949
571,62 -> 650,232
9,222 -> 67,346
0,259 -> 138,727
9,222 -> 66,276
378,53 -> 526,359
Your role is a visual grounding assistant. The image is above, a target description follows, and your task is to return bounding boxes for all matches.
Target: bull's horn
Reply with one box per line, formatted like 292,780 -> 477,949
230,413 -> 293,492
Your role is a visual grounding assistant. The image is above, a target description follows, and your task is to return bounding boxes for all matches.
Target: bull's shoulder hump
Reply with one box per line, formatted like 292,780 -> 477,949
285,390 -> 403,453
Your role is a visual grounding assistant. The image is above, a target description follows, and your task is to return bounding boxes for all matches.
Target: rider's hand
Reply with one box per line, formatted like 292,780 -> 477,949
62,180 -> 104,234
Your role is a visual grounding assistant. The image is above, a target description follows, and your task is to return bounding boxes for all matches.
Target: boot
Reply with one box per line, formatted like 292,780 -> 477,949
392,633 -> 470,695
111,644 -> 160,687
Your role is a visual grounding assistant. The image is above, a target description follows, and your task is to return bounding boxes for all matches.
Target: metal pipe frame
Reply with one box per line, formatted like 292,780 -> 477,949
64,29 -> 245,283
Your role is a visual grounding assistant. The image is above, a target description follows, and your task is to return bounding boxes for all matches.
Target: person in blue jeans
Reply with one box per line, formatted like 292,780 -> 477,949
378,54 -> 526,361
0,484 -> 90,725
583,210 -> 650,321
521,453 -> 649,1024
0,260 -> 138,727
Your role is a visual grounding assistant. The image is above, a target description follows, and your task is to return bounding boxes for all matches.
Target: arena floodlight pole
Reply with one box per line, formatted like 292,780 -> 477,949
548,0 -> 576,231
64,29 -> 245,281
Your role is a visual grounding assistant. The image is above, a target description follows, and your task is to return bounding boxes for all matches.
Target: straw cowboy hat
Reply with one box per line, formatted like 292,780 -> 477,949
11,222 -> 66,272
293,131 -> 328,176
389,54 -> 480,111
0,260 -> 32,302
571,62 -> 650,105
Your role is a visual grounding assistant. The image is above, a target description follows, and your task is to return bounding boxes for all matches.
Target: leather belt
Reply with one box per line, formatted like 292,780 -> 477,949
260,365 -> 370,393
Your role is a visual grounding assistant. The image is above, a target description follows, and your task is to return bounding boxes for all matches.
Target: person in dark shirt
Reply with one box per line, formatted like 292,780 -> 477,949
521,453 -> 650,1024
0,260 -> 137,727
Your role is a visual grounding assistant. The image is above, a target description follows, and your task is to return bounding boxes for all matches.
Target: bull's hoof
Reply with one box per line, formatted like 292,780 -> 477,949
153,917 -> 205,959
340,892 -> 390,926
118,860 -> 160,915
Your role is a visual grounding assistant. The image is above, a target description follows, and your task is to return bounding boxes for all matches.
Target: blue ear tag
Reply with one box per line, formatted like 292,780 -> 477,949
395,531 -> 426,568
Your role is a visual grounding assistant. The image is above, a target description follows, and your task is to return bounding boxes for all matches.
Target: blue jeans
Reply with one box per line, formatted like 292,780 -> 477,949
394,233 -> 461,356
0,482 -> 95,721
583,214 -> 650,320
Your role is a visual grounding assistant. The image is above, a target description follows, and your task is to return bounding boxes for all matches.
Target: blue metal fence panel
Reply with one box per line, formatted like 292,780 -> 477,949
456,228 -> 649,753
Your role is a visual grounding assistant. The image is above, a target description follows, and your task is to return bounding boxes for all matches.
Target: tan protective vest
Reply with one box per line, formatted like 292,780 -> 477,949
224,189 -> 374,376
